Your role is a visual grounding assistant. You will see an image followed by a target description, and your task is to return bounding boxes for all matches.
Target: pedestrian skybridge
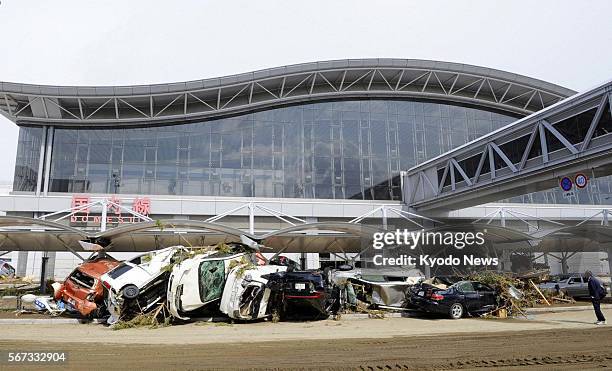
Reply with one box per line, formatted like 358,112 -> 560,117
404,79 -> 612,211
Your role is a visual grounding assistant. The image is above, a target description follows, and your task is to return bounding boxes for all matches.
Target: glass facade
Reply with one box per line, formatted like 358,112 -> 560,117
13,126 -> 43,192
12,98 -> 612,204
32,100 -> 514,200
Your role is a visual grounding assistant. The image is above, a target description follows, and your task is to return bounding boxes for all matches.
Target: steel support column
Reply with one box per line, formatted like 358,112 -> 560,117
608,247 -> 612,281
35,126 -> 48,196
42,126 -> 54,196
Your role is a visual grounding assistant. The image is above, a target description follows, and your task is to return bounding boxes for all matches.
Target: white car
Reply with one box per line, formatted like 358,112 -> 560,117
101,246 -> 187,324
220,265 -> 288,321
167,250 -> 254,320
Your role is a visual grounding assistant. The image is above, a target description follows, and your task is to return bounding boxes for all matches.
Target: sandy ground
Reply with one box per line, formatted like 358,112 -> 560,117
0,309 -> 610,370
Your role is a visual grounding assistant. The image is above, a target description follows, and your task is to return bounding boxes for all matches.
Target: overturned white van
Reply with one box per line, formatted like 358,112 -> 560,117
220,265 -> 288,321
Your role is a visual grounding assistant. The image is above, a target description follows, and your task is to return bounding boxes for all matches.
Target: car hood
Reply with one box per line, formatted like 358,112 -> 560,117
73,259 -> 120,280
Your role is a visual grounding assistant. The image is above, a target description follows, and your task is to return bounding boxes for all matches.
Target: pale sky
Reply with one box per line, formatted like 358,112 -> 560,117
0,0 -> 611,183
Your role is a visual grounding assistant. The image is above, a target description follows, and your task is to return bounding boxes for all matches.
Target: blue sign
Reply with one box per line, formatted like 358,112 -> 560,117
560,176 -> 573,191
575,173 -> 588,188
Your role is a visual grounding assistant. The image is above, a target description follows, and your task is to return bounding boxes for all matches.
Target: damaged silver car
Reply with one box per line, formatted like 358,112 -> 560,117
331,266 -> 424,309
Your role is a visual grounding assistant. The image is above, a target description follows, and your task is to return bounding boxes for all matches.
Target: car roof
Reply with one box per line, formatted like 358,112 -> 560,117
76,258 -> 121,278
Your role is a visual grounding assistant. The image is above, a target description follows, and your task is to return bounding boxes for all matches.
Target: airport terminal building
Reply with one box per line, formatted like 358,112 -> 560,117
1,59 -> 611,280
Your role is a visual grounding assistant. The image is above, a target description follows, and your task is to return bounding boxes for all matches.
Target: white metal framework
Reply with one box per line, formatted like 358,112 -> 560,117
38,198 -> 153,231
405,79 -> 612,211
472,207 -> 565,231
204,202 -> 307,234
348,205 -> 441,229
0,59 -> 573,127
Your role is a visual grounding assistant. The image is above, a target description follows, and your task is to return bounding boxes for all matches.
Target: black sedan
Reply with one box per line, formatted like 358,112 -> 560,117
409,280 -> 499,319
265,271 -> 339,320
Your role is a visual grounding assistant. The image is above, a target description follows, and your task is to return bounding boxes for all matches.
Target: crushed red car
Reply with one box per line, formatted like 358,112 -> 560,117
52,254 -> 120,319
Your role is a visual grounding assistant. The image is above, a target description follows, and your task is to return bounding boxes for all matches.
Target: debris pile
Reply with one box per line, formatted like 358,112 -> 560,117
467,271 -> 572,317
466,271 -> 533,316
112,304 -> 171,330
11,246 -> 592,326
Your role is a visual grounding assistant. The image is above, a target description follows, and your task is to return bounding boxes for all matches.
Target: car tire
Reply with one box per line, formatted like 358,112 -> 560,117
122,284 -> 140,300
449,303 -> 464,319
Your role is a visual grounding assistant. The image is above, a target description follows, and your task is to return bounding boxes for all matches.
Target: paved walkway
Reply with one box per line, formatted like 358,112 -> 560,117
0,308 -> 609,345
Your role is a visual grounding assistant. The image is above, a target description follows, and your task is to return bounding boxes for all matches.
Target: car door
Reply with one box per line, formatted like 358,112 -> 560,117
455,281 -> 479,312
473,282 -> 497,311
565,276 -> 583,297
576,276 -> 590,297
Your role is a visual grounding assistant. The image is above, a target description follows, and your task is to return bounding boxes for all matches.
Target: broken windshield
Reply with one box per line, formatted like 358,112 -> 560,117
198,260 -> 226,303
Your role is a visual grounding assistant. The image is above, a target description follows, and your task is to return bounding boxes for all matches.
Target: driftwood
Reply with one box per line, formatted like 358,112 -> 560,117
529,280 -> 551,306
510,299 -> 528,317
551,296 -> 573,303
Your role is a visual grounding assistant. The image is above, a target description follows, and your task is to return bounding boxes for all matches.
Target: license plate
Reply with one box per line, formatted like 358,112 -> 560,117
295,283 -> 306,290
34,299 -> 46,310
417,291 -> 424,297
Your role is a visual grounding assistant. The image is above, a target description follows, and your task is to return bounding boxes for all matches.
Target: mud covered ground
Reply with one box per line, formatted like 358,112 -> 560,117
0,309 -> 611,370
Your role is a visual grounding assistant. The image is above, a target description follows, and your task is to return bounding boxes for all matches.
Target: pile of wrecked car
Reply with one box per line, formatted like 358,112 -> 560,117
37,242 -> 350,324
17,242 -> 577,325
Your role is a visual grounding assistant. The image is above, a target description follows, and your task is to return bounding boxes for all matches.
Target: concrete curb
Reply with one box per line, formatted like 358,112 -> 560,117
0,318 -> 81,324
526,304 -> 612,313
1,305 -> 609,325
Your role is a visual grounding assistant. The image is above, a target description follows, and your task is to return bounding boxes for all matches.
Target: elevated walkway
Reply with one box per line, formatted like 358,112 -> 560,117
404,79 -> 612,211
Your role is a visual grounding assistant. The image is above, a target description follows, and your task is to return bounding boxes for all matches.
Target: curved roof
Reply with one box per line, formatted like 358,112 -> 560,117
0,215 -> 88,235
94,219 -> 248,251
0,216 -> 87,253
536,225 -> 612,252
425,223 -> 534,244
0,217 -> 386,253
0,59 -> 575,127
95,219 -> 246,239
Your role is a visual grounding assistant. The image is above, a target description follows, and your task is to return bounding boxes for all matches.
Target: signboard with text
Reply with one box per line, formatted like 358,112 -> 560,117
70,195 -> 151,225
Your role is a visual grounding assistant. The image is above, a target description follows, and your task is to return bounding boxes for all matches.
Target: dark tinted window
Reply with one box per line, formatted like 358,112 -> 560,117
473,282 -> 494,292
456,281 -> 475,293
69,270 -> 95,289
107,263 -> 134,279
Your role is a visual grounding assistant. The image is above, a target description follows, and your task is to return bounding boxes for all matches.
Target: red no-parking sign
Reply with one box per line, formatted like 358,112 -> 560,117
575,173 -> 588,189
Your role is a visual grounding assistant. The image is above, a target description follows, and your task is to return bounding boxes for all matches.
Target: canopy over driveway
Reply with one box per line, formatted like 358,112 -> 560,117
1,216 -> 612,256
536,225 -> 612,252
0,217 -> 383,254
0,216 -> 87,254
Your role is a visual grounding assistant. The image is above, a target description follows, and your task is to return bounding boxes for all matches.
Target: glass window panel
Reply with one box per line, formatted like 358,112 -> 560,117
36,100 -> 538,202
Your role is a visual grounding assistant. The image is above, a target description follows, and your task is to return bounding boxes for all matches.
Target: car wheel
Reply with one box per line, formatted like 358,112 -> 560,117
449,303 -> 464,319
122,284 -> 140,300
